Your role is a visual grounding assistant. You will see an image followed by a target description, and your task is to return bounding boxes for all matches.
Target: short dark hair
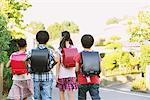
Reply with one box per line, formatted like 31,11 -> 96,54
81,34 -> 94,48
36,31 -> 49,44
17,38 -> 27,48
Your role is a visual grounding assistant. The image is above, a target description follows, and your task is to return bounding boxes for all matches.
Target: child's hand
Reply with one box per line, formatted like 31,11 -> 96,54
55,75 -> 59,83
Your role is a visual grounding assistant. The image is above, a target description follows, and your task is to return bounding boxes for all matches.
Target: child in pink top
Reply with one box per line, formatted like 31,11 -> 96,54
6,38 -> 33,100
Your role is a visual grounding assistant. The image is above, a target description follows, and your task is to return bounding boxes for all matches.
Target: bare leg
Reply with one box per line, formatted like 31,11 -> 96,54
67,90 -> 75,100
59,90 -> 65,100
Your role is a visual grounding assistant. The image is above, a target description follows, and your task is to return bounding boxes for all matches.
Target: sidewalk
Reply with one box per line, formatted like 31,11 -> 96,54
105,82 -> 131,92
104,81 -> 150,94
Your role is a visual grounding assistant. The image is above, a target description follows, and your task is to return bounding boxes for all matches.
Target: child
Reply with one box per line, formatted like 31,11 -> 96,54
74,34 -> 101,100
56,31 -> 77,100
6,38 -> 33,100
27,30 -> 57,100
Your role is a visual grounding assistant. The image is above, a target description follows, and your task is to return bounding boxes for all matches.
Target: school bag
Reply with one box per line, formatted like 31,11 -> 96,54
62,48 -> 78,68
80,51 -> 101,76
30,47 -> 56,73
11,52 -> 28,75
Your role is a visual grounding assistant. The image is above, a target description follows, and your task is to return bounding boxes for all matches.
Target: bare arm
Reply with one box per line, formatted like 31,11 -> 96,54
75,62 -> 79,72
6,60 -> 11,68
55,53 -> 61,80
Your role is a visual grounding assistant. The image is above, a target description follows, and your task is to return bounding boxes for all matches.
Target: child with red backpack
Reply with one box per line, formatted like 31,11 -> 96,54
74,34 -> 101,100
6,38 -> 33,100
56,31 -> 78,100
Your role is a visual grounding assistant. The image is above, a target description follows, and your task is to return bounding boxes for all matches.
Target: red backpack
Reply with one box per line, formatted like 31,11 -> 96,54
11,52 -> 28,75
62,48 -> 78,68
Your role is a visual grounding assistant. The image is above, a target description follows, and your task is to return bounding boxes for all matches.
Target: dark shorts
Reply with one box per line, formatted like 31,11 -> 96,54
78,84 -> 101,100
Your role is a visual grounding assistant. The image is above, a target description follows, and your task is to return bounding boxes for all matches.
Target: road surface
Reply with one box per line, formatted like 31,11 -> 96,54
52,83 -> 150,100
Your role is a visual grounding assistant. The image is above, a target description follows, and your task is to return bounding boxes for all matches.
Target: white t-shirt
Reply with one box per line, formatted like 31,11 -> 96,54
57,49 -> 76,78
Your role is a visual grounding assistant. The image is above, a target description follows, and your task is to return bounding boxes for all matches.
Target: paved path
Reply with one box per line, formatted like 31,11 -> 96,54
52,81 -> 150,100
28,81 -> 150,100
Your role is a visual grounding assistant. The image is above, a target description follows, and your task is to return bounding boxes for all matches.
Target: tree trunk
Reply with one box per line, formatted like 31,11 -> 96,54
146,65 -> 150,90
0,62 -> 4,98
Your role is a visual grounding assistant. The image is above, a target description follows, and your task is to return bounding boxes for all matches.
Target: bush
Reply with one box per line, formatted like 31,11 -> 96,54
131,78 -> 146,91
3,66 -> 12,94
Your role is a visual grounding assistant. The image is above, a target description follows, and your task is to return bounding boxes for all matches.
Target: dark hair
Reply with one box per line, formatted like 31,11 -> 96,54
17,38 -> 27,48
59,31 -> 73,48
81,34 -> 94,48
36,30 -> 49,44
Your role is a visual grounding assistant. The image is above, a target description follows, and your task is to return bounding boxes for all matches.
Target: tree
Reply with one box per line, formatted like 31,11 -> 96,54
140,45 -> 150,72
106,16 -> 129,25
47,21 -> 80,40
0,0 -> 31,61
25,21 -> 45,34
128,11 -> 150,43
104,36 -> 122,49
0,15 -> 11,98
0,0 -> 31,38
0,0 -> 31,27
106,17 -> 120,25
0,0 -> 31,95
0,15 -> 11,67
61,21 -> 80,33
47,22 -> 63,40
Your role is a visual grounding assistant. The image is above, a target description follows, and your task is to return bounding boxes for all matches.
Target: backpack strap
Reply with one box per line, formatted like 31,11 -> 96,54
80,51 -> 83,64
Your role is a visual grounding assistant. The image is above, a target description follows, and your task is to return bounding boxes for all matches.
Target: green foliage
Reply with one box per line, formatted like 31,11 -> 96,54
102,52 -> 117,70
105,42 -> 123,49
26,21 -> 45,34
106,16 -> 129,25
62,21 -> 80,33
0,0 -> 31,39
101,50 -> 124,70
7,39 -> 18,57
128,11 -> 150,43
11,30 -> 25,39
0,0 -> 31,94
0,0 -> 31,63
102,50 -> 140,75
106,17 -> 120,25
47,22 -> 62,40
110,36 -> 121,41
0,0 -> 31,26
47,21 -> 80,40
117,51 -> 140,68
0,15 -> 11,64
104,36 -> 122,49
139,45 -> 150,72
95,38 -> 106,46
131,77 -> 146,91
3,66 -> 12,94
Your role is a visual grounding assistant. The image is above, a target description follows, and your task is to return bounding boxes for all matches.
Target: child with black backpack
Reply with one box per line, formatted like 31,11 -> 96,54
27,31 -> 57,100
6,38 -> 33,100
74,34 -> 101,100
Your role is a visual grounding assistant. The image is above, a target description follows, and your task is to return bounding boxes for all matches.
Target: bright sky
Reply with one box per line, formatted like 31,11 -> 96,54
23,0 -> 150,34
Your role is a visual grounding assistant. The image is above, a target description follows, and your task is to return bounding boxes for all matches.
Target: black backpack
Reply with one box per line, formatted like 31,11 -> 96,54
80,51 -> 101,76
30,47 -> 56,73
